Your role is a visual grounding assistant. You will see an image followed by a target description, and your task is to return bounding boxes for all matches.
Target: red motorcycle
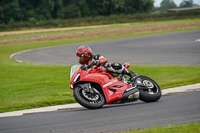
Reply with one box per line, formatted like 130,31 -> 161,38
70,62 -> 161,109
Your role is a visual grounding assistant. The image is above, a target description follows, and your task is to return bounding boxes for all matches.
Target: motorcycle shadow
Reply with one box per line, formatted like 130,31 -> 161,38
72,101 -> 147,112
60,100 -> 163,112
102,100 -> 146,109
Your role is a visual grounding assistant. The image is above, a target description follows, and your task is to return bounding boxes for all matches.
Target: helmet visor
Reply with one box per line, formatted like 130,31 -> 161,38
77,52 -> 89,64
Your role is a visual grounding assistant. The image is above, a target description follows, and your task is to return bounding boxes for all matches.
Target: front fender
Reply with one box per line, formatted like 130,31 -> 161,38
76,83 -> 91,93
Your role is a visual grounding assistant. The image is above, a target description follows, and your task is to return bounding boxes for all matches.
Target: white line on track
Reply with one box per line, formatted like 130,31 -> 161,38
195,39 -> 200,42
10,50 -> 32,63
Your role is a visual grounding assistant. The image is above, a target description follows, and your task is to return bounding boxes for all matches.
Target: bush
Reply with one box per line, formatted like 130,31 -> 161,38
0,11 -> 199,31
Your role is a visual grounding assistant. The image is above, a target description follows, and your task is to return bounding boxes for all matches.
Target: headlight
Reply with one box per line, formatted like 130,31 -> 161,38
70,84 -> 73,89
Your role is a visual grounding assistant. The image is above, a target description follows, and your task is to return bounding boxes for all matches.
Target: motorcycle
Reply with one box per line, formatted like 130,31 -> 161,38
70,62 -> 161,109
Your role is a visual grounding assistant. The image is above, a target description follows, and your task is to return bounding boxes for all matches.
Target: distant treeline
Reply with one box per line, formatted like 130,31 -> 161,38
0,10 -> 199,31
0,0 -> 154,24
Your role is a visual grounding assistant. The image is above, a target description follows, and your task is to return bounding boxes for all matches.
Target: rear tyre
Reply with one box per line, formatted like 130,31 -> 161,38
137,76 -> 161,102
73,85 -> 105,109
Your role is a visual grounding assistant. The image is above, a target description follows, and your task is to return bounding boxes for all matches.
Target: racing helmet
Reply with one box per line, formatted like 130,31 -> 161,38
76,45 -> 93,64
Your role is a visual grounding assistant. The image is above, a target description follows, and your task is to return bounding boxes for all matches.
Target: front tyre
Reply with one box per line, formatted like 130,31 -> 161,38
136,76 -> 161,102
73,85 -> 105,109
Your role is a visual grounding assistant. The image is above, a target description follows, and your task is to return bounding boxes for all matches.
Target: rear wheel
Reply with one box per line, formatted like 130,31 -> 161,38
73,85 -> 105,109
137,76 -> 161,102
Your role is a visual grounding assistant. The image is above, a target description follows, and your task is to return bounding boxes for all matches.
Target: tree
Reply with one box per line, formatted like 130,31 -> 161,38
60,4 -> 80,19
160,0 -> 177,12
0,0 -> 155,24
141,0 -> 154,13
110,0 -> 126,14
19,0 -> 36,21
124,0 -> 154,14
34,0 -> 55,20
3,0 -> 24,23
179,0 -> 193,8
86,0 -> 104,16
78,0 -> 90,17
51,0 -> 63,18
0,5 -> 4,23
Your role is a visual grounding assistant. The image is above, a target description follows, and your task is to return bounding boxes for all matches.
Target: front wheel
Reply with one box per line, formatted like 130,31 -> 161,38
136,76 -> 161,102
73,85 -> 105,109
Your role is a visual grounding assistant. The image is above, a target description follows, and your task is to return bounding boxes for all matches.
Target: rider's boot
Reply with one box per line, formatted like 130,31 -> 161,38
123,68 -> 138,82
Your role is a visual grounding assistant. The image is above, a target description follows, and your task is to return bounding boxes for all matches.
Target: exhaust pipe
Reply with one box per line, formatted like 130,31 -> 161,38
121,88 -> 139,102
128,91 -> 139,101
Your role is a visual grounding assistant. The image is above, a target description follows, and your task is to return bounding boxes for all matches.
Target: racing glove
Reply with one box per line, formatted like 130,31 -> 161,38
87,60 -> 100,68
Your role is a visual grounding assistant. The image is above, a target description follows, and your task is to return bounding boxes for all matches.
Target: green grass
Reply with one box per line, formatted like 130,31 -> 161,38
0,19 -> 200,113
1,62 -> 200,113
1,18 -> 200,41
0,63 -> 74,112
129,65 -> 200,89
120,122 -> 200,133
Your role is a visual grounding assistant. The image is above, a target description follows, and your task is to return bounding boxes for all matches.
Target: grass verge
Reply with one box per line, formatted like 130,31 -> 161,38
120,122 -> 200,133
0,20 -> 200,113
1,18 -> 200,42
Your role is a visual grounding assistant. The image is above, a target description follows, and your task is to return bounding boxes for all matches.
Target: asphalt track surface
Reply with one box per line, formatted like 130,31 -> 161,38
0,91 -> 200,133
12,30 -> 200,66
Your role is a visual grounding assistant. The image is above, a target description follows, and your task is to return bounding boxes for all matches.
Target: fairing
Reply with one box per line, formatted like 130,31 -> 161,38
70,65 -> 132,104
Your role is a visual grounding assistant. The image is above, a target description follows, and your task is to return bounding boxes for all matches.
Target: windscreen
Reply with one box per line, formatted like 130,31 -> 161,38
70,65 -> 81,79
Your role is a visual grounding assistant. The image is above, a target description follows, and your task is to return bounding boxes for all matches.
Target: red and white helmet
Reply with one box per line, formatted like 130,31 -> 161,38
76,45 -> 93,64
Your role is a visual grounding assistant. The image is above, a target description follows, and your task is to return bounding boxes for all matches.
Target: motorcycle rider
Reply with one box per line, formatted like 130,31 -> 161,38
76,45 -> 137,81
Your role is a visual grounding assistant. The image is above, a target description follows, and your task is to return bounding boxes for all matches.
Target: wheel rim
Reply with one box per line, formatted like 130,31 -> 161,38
141,79 -> 159,94
82,89 -> 100,101
79,88 -> 102,104
143,80 -> 154,88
